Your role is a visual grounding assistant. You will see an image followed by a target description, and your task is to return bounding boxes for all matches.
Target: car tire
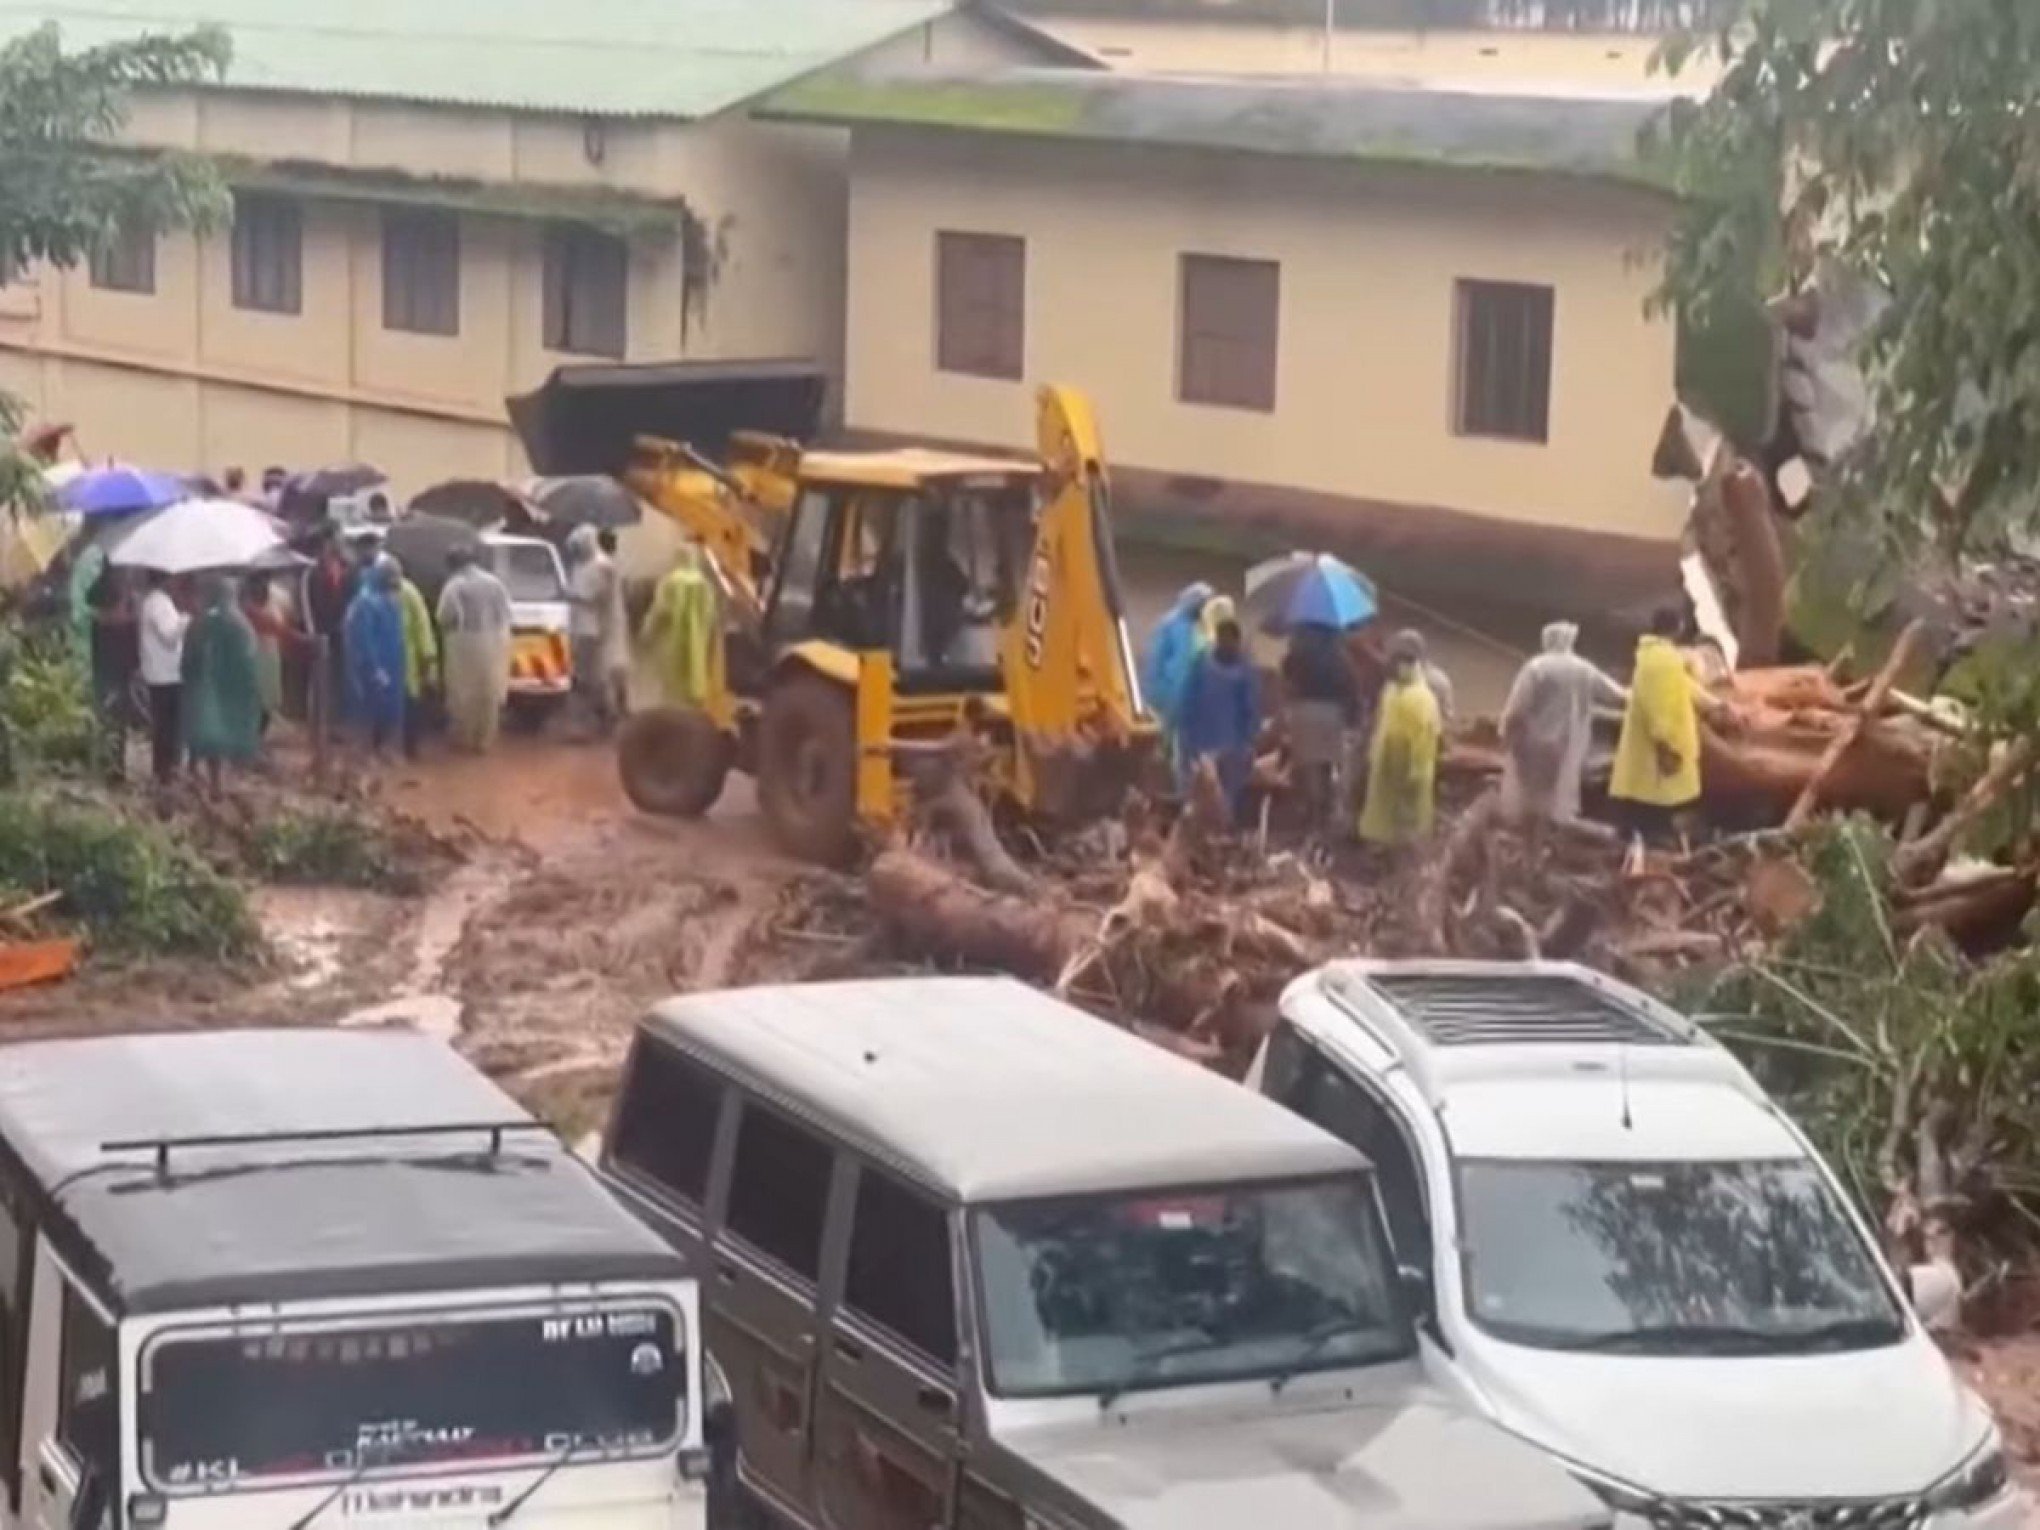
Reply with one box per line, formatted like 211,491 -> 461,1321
618,706 -> 732,818
756,673 -> 858,866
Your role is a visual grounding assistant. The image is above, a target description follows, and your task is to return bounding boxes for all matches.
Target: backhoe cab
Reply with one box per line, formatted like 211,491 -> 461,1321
510,362 -> 1155,864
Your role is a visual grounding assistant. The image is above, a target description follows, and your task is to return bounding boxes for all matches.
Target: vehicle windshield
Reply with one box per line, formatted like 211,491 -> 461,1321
974,1175 -> 1410,1399
139,1303 -> 682,1492
488,543 -> 565,604
1459,1158 -> 1906,1355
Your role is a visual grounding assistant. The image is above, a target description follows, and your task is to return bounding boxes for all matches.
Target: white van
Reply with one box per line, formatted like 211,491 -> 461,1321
1254,960 -> 2025,1529
0,1029 -> 704,1530
481,534 -> 573,725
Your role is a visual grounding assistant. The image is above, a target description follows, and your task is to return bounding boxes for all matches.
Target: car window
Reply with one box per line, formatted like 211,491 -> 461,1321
0,1192 -> 26,1505
844,1168 -> 956,1367
611,1040 -> 724,1211
1287,1047 -> 1432,1273
723,1104 -> 832,1282
58,1284 -> 118,1485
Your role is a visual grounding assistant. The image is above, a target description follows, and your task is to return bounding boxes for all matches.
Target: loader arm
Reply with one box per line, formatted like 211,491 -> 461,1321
622,437 -> 795,620
999,385 -> 1154,811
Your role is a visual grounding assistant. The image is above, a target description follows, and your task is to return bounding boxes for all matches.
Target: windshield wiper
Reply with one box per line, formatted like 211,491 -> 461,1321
486,1436 -> 587,1527
1551,1322 -> 1794,1355
1269,1315 -> 1378,1395
1096,1329 -> 1229,1412
285,1444 -> 407,1530
1765,1315 -> 1905,1352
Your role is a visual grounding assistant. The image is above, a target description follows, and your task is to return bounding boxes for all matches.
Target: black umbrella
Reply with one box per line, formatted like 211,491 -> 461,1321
277,463 -> 386,525
409,479 -> 524,529
525,475 -> 642,531
382,515 -> 484,605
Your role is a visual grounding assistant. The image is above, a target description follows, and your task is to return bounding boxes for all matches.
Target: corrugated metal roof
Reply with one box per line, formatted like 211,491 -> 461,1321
0,0 -> 955,119
762,66 -> 1668,187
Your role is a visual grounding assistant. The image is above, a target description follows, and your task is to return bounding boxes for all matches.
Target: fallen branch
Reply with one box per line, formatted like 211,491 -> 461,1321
1895,736 -> 2039,887
1785,620 -> 1926,830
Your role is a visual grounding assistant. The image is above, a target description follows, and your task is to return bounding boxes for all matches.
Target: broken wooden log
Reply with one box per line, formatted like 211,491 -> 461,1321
1895,737 -> 2038,888
1785,620 -> 1927,830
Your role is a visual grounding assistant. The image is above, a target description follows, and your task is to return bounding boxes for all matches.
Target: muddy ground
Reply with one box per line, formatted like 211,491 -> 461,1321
4,730 -> 2038,1481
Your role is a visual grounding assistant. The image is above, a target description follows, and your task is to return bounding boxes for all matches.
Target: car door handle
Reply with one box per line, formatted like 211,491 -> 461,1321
833,1334 -> 865,1362
714,1260 -> 738,1285
36,1463 -> 56,1495
914,1384 -> 952,1415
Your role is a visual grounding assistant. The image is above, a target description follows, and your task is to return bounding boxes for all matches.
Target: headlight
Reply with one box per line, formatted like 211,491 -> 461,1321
1925,1433 -> 2011,1512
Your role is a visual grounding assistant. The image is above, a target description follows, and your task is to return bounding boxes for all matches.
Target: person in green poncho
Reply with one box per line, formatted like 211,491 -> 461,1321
639,542 -> 722,709
180,574 -> 263,791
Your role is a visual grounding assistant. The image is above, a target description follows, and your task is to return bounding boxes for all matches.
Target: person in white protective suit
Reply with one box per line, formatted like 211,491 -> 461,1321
1499,621 -> 1628,827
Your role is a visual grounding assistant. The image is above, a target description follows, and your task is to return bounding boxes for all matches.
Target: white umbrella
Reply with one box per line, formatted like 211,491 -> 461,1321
108,497 -> 284,575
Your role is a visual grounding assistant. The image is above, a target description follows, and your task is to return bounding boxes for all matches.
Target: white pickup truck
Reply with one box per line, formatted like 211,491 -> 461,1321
0,1029 -> 706,1530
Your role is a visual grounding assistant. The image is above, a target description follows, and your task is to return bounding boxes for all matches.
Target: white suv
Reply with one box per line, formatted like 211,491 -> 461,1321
1252,958 -> 2026,1529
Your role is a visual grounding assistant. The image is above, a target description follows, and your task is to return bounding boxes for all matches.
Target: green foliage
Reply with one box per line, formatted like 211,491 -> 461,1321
1653,1 -> 2040,568
0,789 -> 257,958
0,21 -> 231,514
0,623 -> 98,779
1691,820 -> 2040,1259
234,805 -> 418,893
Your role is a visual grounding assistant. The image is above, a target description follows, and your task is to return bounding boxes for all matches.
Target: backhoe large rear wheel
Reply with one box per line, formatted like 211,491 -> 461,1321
618,706 -> 733,819
757,674 -> 858,866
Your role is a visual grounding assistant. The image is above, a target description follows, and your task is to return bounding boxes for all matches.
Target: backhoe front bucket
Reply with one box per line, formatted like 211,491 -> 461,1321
507,359 -> 829,476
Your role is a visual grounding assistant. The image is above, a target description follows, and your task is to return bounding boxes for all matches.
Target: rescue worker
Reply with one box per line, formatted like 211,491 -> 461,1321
138,569 -> 189,788
303,530 -> 353,727
1141,581 -> 1213,776
1280,621 -> 1360,830
1359,629 -> 1443,847
1178,615 -> 1260,823
380,553 -> 439,760
1500,621 -> 1627,828
437,546 -> 514,753
597,529 -> 631,721
240,572 -> 294,740
641,542 -> 721,708
180,574 -> 262,792
1609,605 -> 1703,845
344,558 -> 407,759
567,526 -> 621,736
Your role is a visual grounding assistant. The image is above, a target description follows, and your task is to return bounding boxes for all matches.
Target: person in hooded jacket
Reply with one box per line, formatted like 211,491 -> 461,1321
1140,581 -> 1213,776
344,559 -> 407,758
1177,615 -> 1260,823
641,542 -> 722,708
1359,630 -> 1443,847
1500,621 -> 1627,829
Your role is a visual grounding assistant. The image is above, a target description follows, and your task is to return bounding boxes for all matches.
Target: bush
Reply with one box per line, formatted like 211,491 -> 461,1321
0,790 -> 258,959
235,804 -> 416,892
0,626 -> 98,779
1690,819 -> 2040,1267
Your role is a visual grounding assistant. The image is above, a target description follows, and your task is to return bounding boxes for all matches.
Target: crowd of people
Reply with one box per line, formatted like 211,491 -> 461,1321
1140,580 -> 1715,856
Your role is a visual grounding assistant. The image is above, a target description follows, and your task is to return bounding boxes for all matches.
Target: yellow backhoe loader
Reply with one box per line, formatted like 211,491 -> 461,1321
510,361 -> 1156,864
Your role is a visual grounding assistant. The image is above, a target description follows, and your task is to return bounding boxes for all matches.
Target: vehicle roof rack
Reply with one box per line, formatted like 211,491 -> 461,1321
102,1120 -> 550,1179
1324,962 -> 1696,1053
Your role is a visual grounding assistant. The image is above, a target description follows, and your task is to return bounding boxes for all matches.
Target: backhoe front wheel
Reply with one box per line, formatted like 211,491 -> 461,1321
618,706 -> 733,819
757,675 -> 858,866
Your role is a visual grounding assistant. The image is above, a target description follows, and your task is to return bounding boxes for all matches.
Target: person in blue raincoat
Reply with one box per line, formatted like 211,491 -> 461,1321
344,558 -> 407,758
1140,580 -> 1213,772
1177,615 -> 1260,823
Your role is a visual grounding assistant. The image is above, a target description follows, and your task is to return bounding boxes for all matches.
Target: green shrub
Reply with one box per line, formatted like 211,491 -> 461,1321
0,790 -> 258,959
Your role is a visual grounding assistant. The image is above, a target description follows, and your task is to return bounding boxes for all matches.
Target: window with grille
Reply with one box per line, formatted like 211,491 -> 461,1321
935,231 -> 1024,380
231,195 -> 302,315
382,209 -> 460,336
1454,279 -> 1554,443
89,224 -> 154,295
1178,253 -> 1279,413
542,224 -> 627,359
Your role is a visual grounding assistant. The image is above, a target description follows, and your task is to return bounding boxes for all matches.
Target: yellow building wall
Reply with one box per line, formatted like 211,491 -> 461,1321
843,129 -> 1687,545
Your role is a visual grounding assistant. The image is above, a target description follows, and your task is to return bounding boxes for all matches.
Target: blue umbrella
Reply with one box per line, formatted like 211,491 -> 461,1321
56,465 -> 188,518
1243,551 -> 1379,635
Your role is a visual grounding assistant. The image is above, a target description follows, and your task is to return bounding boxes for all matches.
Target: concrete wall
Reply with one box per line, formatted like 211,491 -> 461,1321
842,128 -> 1686,561
0,9 -> 1044,497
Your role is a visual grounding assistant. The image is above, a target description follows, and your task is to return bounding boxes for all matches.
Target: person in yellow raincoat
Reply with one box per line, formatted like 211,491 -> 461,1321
1359,630 -> 1443,846
640,543 -> 723,708
381,554 -> 439,760
1608,606 -> 1701,842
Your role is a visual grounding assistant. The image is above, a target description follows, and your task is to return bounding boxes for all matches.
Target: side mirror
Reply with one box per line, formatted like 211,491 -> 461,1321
1906,1262 -> 1961,1332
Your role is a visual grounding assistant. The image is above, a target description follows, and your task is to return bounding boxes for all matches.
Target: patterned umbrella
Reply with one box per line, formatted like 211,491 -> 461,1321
1242,551 -> 1380,634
